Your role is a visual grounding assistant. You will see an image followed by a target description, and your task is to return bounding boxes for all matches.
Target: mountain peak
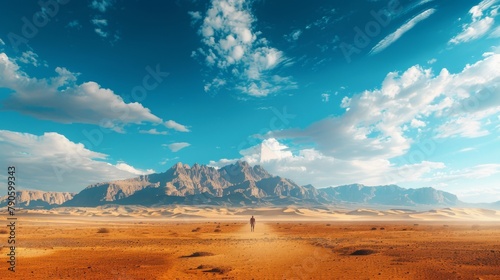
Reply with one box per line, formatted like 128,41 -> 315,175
219,161 -> 271,185
235,160 -> 250,167
172,162 -> 190,170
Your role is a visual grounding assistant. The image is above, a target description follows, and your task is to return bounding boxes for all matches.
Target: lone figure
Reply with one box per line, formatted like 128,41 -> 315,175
250,215 -> 256,232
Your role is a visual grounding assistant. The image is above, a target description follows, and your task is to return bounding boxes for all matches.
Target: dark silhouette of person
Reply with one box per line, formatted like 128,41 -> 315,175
250,215 -> 256,232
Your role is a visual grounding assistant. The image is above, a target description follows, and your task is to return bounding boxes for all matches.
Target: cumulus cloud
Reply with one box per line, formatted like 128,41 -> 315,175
164,120 -> 190,132
165,142 -> 191,152
449,0 -> 498,44
209,138 -> 446,188
193,0 -> 296,96
370,9 -> 436,55
0,52 -> 162,131
270,53 -> 500,160
0,130 -> 150,192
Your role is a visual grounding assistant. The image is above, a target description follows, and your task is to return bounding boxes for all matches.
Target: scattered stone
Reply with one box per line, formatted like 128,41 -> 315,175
97,228 -> 109,233
181,252 -> 214,258
351,249 -> 376,256
197,265 -> 209,269
203,267 -> 232,274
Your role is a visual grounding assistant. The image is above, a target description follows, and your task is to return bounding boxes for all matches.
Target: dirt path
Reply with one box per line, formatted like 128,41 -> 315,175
160,221 -> 329,280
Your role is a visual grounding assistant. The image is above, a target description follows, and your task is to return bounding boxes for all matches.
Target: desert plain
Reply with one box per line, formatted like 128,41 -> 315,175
2,206 -> 500,279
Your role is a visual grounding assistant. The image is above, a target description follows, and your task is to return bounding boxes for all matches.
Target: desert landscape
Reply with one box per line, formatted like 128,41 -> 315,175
2,162 -> 500,279
2,0 -> 500,279
3,207 -> 500,280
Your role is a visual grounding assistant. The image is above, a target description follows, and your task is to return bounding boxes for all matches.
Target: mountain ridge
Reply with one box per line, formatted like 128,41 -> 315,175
3,161 -> 494,209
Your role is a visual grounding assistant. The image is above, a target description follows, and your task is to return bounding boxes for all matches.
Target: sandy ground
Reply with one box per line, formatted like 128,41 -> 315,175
2,213 -> 500,280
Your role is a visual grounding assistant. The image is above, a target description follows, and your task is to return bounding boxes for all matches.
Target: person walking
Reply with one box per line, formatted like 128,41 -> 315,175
250,215 -> 256,232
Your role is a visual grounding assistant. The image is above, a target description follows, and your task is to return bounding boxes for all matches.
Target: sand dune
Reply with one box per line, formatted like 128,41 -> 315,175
20,205 -> 500,221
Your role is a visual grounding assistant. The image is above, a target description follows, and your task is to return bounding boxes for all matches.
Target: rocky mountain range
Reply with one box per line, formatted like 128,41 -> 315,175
0,190 -> 75,208
3,161 -> 497,209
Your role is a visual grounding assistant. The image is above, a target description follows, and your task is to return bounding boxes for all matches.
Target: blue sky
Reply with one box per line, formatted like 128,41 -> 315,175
0,0 -> 499,202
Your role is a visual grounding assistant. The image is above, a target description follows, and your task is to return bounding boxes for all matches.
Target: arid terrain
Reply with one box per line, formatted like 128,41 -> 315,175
3,207 -> 500,279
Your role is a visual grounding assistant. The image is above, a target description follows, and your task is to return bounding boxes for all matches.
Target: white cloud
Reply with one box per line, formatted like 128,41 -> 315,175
94,28 -> 108,38
285,29 -> 302,42
89,1 -> 118,42
91,18 -> 108,27
18,50 -> 45,67
470,0 -> 498,19
115,162 -> 155,175
164,120 -> 190,132
410,118 -> 426,128
0,52 -> 162,131
90,0 -> 112,13
429,164 -> 500,182
204,77 -> 226,92
427,58 -> 437,64
449,17 -> 494,44
489,25 -> 500,38
66,20 -> 82,29
436,117 -> 489,138
0,38 -> 5,45
139,128 -> 168,135
270,54 -> 500,160
321,93 -> 330,102
209,138 -> 446,188
449,0 -> 499,44
195,0 -> 295,96
458,147 -> 476,153
92,18 -> 109,38
0,130 -> 147,192
165,142 -> 191,152
370,9 -> 436,55
188,11 -> 202,24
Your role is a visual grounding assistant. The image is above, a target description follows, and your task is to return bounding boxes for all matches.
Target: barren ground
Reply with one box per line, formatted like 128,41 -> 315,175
3,215 -> 500,279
